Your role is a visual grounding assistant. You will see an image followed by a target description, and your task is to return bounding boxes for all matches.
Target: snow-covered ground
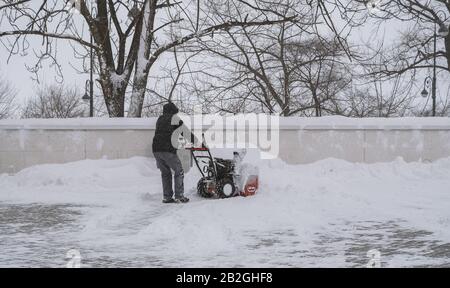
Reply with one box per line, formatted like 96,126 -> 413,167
1,154 -> 450,267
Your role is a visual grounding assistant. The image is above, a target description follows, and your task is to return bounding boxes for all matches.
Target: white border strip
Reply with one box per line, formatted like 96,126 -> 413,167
0,117 -> 449,130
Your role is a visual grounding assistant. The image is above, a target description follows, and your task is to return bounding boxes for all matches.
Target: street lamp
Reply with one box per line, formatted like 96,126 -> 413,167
82,80 -> 91,117
423,11 -> 449,117
82,80 -> 91,102
421,77 -> 431,98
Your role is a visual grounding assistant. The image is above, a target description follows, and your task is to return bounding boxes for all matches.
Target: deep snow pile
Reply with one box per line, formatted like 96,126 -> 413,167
1,155 -> 450,267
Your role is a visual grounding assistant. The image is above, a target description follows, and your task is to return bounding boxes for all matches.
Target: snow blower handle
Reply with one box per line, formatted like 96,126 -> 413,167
185,133 -> 208,151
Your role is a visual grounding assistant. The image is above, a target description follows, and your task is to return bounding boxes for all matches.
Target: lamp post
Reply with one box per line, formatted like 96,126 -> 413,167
88,30 -> 94,117
82,4 -> 96,117
421,12 -> 449,116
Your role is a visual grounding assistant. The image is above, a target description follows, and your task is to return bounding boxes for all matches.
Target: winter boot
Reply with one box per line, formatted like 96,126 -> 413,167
175,196 -> 190,203
162,198 -> 176,204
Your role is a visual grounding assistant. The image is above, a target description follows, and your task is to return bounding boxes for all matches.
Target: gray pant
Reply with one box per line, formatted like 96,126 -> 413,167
154,152 -> 184,199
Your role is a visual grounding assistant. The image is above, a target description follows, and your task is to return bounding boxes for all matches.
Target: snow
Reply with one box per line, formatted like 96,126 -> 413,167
0,117 -> 158,130
1,155 -> 450,267
110,72 -> 127,88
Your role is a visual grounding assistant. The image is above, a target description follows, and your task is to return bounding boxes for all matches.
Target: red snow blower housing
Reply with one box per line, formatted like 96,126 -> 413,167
186,134 -> 258,199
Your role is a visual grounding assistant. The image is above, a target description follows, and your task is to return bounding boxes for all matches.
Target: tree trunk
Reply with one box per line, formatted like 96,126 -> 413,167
99,77 -> 126,117
128,71 -> 150,117
97,56 -> 127,117
312,91 -> 321,117
282,105 -> 290,116
127,0 -> 157,118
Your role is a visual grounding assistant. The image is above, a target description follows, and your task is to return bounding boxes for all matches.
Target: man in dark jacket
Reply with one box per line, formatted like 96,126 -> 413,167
152,102 -> 193,203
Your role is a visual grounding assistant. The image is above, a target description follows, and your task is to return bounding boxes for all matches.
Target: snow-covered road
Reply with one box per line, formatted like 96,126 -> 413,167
1,156 -> 450,267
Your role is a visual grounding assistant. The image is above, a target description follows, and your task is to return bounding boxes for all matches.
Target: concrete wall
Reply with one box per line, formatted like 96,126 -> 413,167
1,117 -> 450,174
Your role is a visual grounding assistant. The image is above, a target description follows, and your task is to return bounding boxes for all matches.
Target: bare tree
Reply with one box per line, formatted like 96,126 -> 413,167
141,47 -> 201,117
189,1 -> 351,116
317,0 -> 450,117
286,38 -> 352,116
323,49 -> 420,117
0,0 -> 298,117
329,0 -> 449,76
329,82 -> 415,117
22,85 -> 86,118
0,76 -> 16,119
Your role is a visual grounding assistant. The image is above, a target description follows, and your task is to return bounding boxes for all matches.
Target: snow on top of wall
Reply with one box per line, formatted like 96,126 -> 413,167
279,116 -> 450,130
0,116 -> 449,130
0,118 -> 158,130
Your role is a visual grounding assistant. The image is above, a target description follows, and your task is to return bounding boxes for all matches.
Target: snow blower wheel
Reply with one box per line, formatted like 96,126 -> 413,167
216,177 -> 237,198
197,178 -> 214,198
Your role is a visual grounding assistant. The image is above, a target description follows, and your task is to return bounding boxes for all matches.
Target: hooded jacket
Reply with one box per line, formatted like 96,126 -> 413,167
152,103 -> 183,154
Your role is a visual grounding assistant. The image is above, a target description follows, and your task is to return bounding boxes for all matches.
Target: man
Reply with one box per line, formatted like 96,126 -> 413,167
152,102 -> 194,204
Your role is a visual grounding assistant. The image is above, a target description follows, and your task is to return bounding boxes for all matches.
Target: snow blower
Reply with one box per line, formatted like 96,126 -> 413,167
186,134 -> 259,199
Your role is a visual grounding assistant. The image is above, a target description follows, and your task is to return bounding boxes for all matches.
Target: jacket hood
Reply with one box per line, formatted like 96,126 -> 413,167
163,102 -> 179,115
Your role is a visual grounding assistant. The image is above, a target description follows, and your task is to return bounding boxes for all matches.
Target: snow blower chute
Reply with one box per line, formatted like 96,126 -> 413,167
186,134 -> 259,199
